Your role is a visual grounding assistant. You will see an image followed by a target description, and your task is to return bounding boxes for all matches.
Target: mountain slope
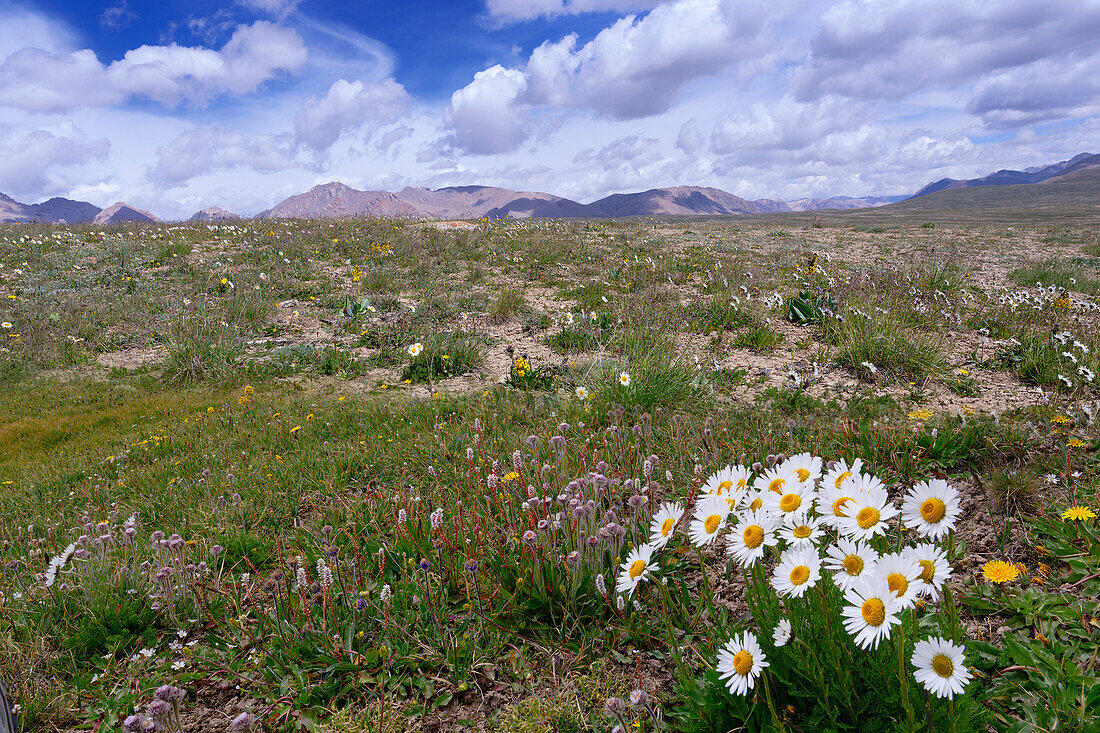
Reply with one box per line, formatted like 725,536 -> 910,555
591,186 -> 786,216
0,193 -> 101,223
189,207 -> 241,222
885,166 -> 1100,217
913,152 -> 1100,198
92,202 -> 160,225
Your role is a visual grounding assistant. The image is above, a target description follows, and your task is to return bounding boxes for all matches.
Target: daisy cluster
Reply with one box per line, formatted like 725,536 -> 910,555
615,454 -> 973,703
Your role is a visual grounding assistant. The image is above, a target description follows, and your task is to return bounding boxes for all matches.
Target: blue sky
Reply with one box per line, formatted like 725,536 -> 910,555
1,0 -> 1099,218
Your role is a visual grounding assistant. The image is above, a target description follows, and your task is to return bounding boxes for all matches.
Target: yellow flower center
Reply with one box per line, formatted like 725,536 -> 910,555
768,478 -> 785,493
742,525 -> 764,549
796,468 -> 811,481
931,654 -> 954,678
661,518 -> 676,537
835,471 -> 852,489
832,497 -> 853,517
789,565 -> 810,585
856,507 -> 880,529
779,494 -> 802,512
887,573 -> 909,596
793,525 -> 812,538
918,560 -> 936,583
861,598 -> 886,626
718,480 -> 733,493
737,479 -> 747,489
629,559 -> 646,580
843,554 -> 864,576
920,498 -> 947,523
749,497 -> 762,511
732,650 -> 753,676
704,514 -> 722,534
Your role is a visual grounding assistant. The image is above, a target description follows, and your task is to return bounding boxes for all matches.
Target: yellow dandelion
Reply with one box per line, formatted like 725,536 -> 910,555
1062,505 -> 1096,521
1066,438 -> 1086,448
908,409 -> 934,420
981,560 -> 1020,584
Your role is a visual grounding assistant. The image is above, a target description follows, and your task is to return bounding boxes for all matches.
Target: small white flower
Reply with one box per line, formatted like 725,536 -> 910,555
407,342 -> 423,357
619,371 -> 632,387
773,619 -> 792,647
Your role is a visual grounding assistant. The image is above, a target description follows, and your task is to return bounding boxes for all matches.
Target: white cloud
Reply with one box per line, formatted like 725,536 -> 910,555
793,0 -> 1100,125
238,0 -> 302,20
99,1 -> 137,30
446,65 -> 531,155
448,0 -> 780,154
676,119 -> 704,154
148,125 -> 304,186
295,78 -> 412,151
0,122 -> 110,199
484,0 -> 664,22
0,21 -> 307,112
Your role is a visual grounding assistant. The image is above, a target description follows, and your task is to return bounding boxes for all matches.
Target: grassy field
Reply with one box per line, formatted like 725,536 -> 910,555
0,214 -> 1098,733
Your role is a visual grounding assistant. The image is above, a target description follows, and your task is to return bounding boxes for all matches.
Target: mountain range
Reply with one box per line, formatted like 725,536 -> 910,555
0,153 -> 1094,224
912,152 -> 1100,198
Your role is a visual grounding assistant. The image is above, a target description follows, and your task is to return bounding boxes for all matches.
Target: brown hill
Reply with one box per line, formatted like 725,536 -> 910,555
92,202 -> 160,225
188,207 -> 241,222
0,192 -> 101,223
913,152 -> 1100,198
590,186 -> 790,217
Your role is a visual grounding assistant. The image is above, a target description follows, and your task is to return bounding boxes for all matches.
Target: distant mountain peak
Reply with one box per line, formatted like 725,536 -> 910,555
92,202 -> 160,225
913,152 -> 1099,198
0,193 -> 101,224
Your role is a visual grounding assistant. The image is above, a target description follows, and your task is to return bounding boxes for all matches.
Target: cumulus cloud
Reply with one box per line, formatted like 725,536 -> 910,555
376,125 -> 414,154
448,0 -> 779,154
238,0 -> 302,20
676,119 -> 703,154
967,51 -> 1100,128
295,78 -> 412,151
0,21 -> 307,112
710,97 -> 875,165
0,122 -> 110,198
793,0 -> 1100,127
99,1 -> 137,30
484,0 -> 664,22
148,125 -> 304,186
446,65 -> 531,155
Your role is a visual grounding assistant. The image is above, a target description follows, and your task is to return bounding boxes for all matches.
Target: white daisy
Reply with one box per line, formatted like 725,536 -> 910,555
688,494 -> 731,547
575,386 -> 590,400
648,502 -> 685,549
763,480 -> 816,518
753,466 -> 797,497
841,576 -> 903,650
782,452 -> 822,487
703,464 -> 752,508
822,458 -> 863,494
906,543 -> 953,601
716,632 -> 769,696
771,546 -> 822,598
772,619 -> 792,647
619,371 -> 632,387
876,551 -> 922,609
911,637 -> 970,699
778,511 -> 823,547
818,477 -> 864,530
738,488 -> 767,514
615,544 -> 657,597
900,479 -> 961,540
824,539 -> 880,592
727,509 -> 780,568
837,477 -> 898,541
407,342 -> 423,357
